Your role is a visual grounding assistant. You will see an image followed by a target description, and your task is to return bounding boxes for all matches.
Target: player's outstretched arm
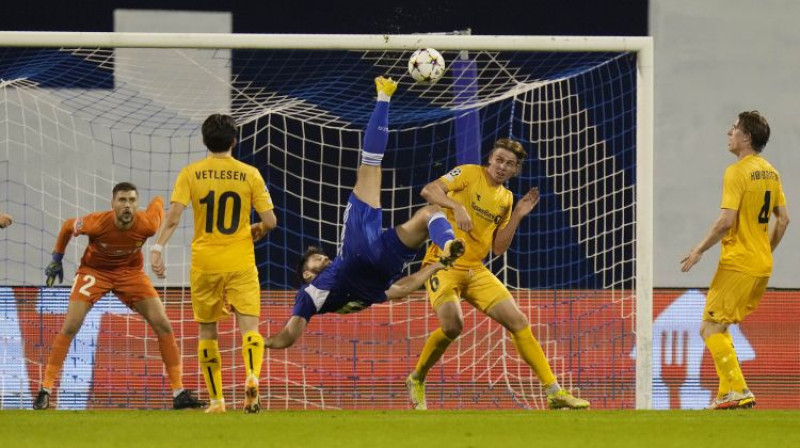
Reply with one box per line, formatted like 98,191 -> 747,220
265,316 -> 307,349
150,202 -> 186,279
493,187 -> 540,255
251,209 -> 278,242
680,208 -> 736,272
385,261 -> 446,301
770,205 -> 790,251
45,218 -> 77,286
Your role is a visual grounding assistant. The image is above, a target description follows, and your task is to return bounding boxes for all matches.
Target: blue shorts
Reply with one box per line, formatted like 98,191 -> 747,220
339,193 -> 417,279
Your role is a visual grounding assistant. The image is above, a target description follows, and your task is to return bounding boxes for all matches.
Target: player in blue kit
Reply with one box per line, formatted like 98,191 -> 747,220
265,77 -> 464,349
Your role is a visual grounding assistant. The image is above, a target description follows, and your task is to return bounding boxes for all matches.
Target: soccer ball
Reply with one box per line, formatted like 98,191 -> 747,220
408,48 -> 446,84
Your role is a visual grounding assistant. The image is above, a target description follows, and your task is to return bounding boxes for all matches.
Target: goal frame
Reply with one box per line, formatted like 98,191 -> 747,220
0,31 -> 654,409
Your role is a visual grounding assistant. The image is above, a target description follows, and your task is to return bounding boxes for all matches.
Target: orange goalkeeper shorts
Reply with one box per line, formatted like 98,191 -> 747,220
69,267 -> 159,307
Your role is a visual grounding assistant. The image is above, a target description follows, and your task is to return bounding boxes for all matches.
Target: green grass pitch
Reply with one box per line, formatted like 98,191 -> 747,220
1,410 -> 798,448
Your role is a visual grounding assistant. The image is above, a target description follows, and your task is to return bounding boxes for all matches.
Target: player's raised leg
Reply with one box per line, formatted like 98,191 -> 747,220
487,299 -> 589,409
352,76 -> 397,208
133,297 -> 205,409
395,205 -> 464,264
34,300 -> 92,410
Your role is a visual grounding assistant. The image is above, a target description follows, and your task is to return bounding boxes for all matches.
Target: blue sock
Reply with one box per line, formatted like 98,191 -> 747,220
427,212 -> 455,250
362,101 -> 389,166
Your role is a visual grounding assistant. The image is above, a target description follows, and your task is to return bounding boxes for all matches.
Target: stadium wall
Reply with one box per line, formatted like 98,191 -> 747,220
1,287 -> 797,410
651,0 -> 800,288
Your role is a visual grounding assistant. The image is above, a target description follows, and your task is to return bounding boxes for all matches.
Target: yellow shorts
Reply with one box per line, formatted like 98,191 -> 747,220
425,266 -> 511,313
190,266 -> 260,323
703,269 -> 769,324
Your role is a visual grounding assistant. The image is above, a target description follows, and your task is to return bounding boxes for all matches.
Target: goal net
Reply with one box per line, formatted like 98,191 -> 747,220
0,33 -> 652,410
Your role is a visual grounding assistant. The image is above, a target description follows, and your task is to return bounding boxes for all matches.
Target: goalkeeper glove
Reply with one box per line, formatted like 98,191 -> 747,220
45,253 -> 64,287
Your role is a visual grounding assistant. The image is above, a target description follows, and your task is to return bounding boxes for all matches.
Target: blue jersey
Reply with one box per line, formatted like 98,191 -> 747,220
292,194 -> 418,321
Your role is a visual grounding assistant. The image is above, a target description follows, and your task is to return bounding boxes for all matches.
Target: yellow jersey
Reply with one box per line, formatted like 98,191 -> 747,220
718,154 -> 786,276
171,155 -> 273,273
423,164 -> 513,270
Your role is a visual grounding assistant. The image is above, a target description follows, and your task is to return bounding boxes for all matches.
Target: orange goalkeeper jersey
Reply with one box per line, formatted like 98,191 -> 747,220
54,197 -> 164,272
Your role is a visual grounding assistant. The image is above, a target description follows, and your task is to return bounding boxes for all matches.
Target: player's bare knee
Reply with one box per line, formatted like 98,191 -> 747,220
442,326 -> 462,340
507,313 -> 529,333
420,204 -> 442,219
199,323 -> 218,340
699,322 -> 725,340
700,327 -> 715,340
150,318 -> 174,336
442,319 -> 463,339
61,323 -> 82,338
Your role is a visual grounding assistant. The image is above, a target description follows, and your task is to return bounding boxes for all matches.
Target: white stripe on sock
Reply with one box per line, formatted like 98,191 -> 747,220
427,211 -> 447,226
361,151 -> 384,166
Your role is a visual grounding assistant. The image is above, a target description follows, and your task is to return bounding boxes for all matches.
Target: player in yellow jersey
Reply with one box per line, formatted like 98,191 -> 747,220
406,138 -> 589,410
150,114 -> 277,414
681,111 -> 789,410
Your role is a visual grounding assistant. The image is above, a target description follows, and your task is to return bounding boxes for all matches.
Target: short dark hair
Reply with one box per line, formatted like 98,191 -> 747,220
737,111 -> 770,152
112,182 -> 138,198
295,246 -> 328,285
202,114 -> 238,153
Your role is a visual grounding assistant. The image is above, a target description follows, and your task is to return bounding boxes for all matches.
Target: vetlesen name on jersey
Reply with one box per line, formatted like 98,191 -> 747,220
194,169 -> 248,182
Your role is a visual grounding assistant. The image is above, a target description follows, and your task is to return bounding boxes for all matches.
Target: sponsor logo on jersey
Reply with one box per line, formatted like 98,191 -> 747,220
471,201 -> 500,224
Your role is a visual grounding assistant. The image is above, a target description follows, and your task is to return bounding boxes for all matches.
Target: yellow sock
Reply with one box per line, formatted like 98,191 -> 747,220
712,359 -> 731,398
242,331 -> 265,380
511,326 -> 557,386
414,328 -> 453,382
198,339 -> 224,400
705,333 -> 748,393
712,332 -> 735,397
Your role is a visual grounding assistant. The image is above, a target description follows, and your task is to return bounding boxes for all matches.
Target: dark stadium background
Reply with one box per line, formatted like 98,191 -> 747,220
0,0 -> 647,35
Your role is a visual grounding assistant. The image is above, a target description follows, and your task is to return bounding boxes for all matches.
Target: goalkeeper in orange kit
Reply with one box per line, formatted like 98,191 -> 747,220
34,182 -> 204,410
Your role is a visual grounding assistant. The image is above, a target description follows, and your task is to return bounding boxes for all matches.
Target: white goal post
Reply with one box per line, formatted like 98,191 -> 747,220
0,32 -> 653,410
